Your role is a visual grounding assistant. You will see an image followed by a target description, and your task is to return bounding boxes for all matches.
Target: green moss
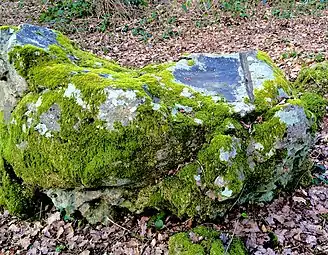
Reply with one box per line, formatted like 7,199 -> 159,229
188,59 -> 196,66
56,32 -> 128,72
293,62 -> 328,131
169,232 -> 205,255
286,93 -> 327,132
137,161 -> 231,219
253,117 -> 286,154
295,62 -> 328,97
0,157 -> 34,216
254,51 -> 291,113
0,25 -> 19,31
228,238 -> 247,254
168,226 -> 247,255
299,93 -> 326,120
198,134 -> 245,196
5,42 -> 234,190
137,163 -> 205,217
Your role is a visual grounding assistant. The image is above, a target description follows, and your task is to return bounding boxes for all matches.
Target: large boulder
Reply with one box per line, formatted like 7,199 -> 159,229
0,24 -> 324,223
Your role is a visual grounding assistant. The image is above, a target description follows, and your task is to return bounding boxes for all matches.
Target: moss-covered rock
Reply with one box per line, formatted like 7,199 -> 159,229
168,226 -> 247,255
0,24 -> 322,222
295,62 -> 328,98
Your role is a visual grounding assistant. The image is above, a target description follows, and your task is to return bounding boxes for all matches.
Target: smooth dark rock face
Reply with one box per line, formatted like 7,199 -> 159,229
173,55 -> 241,101
16,24 -> 58,49
172,52 -> 275,116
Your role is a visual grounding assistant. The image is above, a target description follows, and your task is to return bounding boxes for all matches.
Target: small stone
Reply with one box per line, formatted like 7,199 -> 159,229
80,250 -> 90,255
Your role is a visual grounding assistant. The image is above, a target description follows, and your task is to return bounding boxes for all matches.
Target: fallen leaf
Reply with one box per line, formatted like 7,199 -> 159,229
80,250 -> 90,255
293,196 -> 307,204
19,237 -> 31,250
56,227 -> 64,239
47,212 -> 61,225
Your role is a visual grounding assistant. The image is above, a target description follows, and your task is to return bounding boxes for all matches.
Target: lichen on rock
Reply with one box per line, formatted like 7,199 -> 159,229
0,24 -> 324,223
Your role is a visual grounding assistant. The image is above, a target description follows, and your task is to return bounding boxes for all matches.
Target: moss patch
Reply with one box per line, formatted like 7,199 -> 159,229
254,51 -> 291,113
168,226 -> 247,255
295,62 -> 328,97
0,157 -> 34,216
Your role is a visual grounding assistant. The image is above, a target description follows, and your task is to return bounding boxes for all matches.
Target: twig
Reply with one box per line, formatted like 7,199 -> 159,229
39,201 -> 42,220
224,220 -> 239,255
196,160 -> 204,172
106,216 -> 132,233
106,216 -> 152,242
227,184 -> 245,213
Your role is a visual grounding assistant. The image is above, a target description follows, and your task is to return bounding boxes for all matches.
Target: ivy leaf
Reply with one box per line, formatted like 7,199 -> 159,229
154,219 -> 164,229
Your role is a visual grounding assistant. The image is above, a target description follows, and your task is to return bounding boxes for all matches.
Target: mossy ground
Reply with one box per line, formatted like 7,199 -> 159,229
168,226 -> 247,255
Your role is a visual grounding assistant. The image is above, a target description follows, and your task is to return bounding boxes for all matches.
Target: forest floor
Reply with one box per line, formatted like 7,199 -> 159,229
1,0 -> 328,254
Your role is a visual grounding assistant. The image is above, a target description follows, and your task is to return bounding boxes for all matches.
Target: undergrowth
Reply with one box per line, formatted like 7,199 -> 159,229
37,0 -> 328,41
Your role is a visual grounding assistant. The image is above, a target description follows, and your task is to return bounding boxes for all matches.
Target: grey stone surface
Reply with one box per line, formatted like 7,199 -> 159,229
15,24 -> 58,49
46,188 -> 127,224
172,52 -> 275,116
98,88 -> 145,130
0,29 -> 28,123
36,104 -> 61,137
0,24 -> 59,123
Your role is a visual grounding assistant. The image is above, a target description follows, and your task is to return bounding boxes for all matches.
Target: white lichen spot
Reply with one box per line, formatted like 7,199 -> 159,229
98,88 -> 145,130
194,175 -> 202,186
254,142 -> 264,151
25,96 -> 42,116
152,103 -> 161,111
214,176 -> 226,187
35,123 -> 48,135
180,88 -> 193,98
64,83 -> 89,109
211,95 -> 221,102
159,82 -> 166,89
45,132 -> 53,138
22,123 -> 26,133
221,187 -> 233,197
171,104 -> 193,116
94,62 -> 103,68
16,141 -> 28,150
26,117 -> 33,128
266,148 -> 276,158
194,118 -> 203,125
34,104 -> 61,137
219,147 -> 237,162
205,190 -> 216,200
219,138 -> 240,162
10,118 -> 17,125
151,74 -> 162,82
226,123 -> 235,130
35,96 -> 42,108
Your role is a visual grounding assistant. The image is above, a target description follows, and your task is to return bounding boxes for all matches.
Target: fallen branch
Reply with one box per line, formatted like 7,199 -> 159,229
224,220 -> 239,255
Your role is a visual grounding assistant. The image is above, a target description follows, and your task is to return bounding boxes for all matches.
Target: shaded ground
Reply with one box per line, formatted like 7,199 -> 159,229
0,178 -> 327,254
1,1 -> 328,254
1,0 -> 328,80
